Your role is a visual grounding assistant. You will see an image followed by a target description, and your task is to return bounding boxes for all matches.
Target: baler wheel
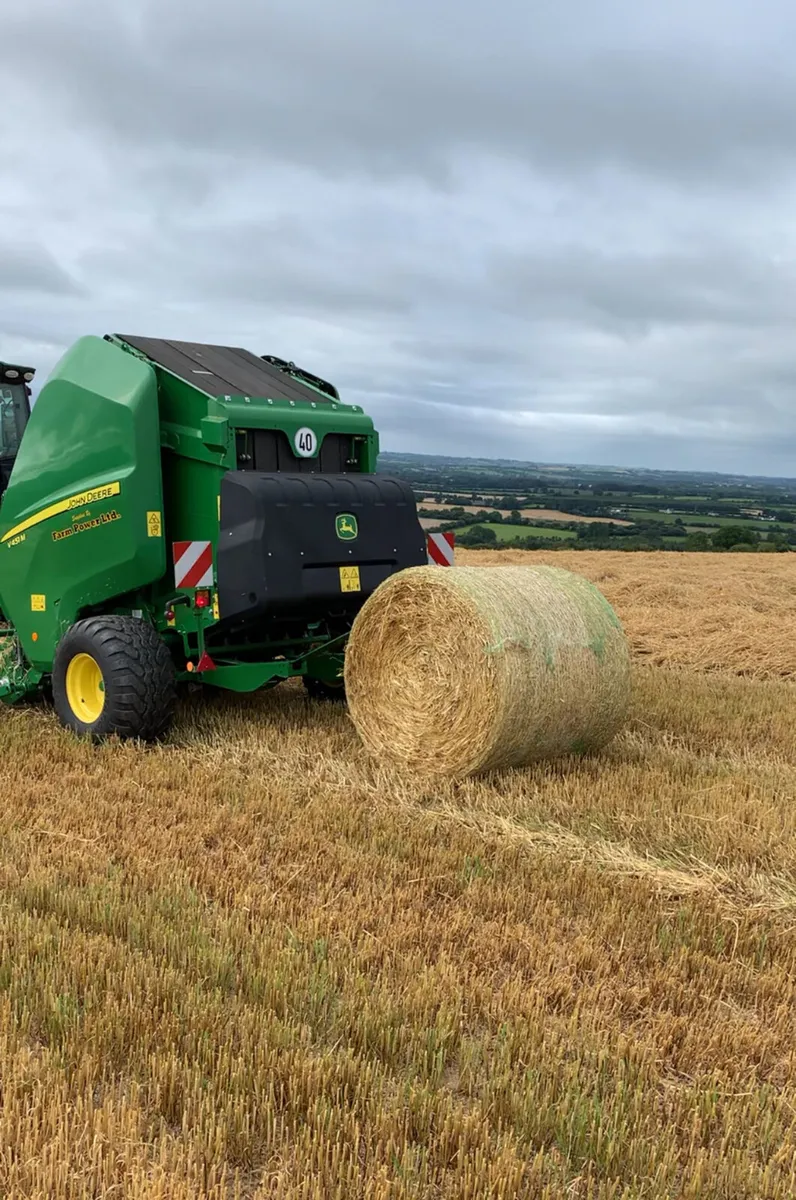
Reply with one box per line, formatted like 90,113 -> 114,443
52,616 -> 176,741
303,676 -> 346,703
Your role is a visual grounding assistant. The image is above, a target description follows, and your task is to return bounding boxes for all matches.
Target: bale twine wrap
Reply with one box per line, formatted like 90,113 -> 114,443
344,564 -> 630,777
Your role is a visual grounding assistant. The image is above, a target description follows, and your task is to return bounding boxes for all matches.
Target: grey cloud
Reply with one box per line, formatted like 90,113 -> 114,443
9,0 -> 796,187
488,243 -> 796,333
0,240 -> 84,297
4,0 -> 796,475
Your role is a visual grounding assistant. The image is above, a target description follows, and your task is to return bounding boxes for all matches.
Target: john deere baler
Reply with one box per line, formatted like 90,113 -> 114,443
0,334 -> 426,739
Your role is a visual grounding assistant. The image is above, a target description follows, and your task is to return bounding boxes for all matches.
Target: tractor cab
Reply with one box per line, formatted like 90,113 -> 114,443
0,361 -> 34,499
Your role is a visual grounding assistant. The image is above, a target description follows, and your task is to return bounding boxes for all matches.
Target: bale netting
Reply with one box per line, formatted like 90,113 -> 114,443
344,564 -> 631,778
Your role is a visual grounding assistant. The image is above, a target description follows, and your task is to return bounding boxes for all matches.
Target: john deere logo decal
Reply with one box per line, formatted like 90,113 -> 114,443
336,513 -> 358,541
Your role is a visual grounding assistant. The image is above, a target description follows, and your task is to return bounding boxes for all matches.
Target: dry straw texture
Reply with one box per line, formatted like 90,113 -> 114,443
344,564 -> 631,776
458,548 -> 796,676
4,552 -> 796,1196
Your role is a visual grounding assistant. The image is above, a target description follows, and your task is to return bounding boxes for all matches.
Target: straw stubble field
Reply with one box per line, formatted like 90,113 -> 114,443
2,550 -> 796,1198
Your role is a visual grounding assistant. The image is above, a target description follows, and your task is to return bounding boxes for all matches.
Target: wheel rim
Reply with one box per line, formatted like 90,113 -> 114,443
65,653 -> 105,724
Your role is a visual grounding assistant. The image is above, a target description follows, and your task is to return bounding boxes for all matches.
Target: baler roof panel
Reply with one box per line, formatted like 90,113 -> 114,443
115,336 -> 332,404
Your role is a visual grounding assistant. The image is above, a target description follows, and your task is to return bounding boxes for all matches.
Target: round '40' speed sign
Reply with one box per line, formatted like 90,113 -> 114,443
294,427 -> 318,458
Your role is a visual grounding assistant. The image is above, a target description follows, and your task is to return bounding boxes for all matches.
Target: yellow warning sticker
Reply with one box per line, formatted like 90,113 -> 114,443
147,511 -> 162,537
339,566 -> 361,593
30,594 -> 46,612
212,593 -> 219,620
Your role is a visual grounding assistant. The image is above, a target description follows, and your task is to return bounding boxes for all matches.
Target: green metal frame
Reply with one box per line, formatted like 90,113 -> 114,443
0,628 -> 42,703
0,334 -> 379,704
183,635 -> 347,692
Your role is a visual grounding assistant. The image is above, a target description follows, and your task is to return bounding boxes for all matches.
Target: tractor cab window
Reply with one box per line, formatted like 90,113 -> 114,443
0,385 -> 29,459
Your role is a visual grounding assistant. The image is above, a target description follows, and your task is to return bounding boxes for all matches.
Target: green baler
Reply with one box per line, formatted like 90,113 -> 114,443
0,334 -> 427,739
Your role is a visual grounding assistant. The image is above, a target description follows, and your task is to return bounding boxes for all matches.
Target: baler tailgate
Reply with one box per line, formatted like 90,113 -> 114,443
216,471 -> 427,626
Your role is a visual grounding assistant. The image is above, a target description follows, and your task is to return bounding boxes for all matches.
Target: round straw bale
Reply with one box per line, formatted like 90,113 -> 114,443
344,564 -> 630,777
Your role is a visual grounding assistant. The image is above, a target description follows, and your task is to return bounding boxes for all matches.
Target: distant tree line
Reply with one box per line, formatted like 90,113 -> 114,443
421,507 -> 795,553
385,456 -> 796,510
420,494 -> 796,523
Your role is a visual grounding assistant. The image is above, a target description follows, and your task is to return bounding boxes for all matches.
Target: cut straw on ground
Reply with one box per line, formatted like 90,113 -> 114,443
1,551 -> 796,1196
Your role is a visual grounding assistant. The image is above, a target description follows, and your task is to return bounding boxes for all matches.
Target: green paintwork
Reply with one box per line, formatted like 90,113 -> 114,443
198,648 -> 343,696
0,332 -> 382,703
0,337 -> 165,670
105,336 -> 377,568
182,634 -> 346,693
196,660 -> 297,692
0,631 -> 42,702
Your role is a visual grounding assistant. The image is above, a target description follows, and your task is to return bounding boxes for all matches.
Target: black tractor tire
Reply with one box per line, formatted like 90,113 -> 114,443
52,615 -> 176,742
303,675 -> 347,703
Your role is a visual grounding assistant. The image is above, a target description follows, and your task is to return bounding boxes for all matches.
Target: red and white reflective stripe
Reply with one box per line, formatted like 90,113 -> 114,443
427,531 -> 455,565
173,540 -> 214,588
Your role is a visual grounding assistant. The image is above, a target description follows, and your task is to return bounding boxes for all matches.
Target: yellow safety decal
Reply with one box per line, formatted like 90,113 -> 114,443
147,510 -> 162,537
212,593 -> 219,620
30,594 -> 46,612
1,481 -> 121,544
339,566 -> 361,593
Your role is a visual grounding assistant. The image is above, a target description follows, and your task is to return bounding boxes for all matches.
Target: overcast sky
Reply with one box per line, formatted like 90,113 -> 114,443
5,0 -> 796,476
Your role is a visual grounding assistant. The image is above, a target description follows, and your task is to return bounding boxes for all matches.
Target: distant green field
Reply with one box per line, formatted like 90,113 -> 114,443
460,523 -> 577,542
666,495 -> 776,505
625,509 -> 784,531
660,535 -> 772,548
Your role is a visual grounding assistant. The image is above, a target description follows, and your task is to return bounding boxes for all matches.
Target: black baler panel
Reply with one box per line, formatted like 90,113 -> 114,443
216,472 -> 427,624
115,335 -> 332,404
240,429 -> 355,474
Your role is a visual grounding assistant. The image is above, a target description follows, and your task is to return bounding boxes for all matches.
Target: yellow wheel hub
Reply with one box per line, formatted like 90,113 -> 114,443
65,653 -> 106,724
